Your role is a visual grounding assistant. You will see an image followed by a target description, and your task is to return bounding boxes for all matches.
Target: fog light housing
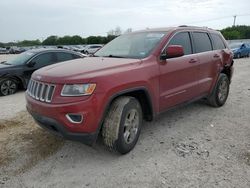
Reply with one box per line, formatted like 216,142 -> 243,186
66,114 -> 83,124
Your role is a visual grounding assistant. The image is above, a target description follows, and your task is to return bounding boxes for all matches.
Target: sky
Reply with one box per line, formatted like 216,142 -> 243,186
0,0 -> 250,42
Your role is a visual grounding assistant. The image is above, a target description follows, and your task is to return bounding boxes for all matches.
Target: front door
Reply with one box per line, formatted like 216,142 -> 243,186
159,32 -> 199,111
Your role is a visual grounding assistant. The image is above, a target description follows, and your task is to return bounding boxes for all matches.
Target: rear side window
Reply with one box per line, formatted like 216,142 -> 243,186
211,34 -> 226,50
56,52 -> 74,62
192,32 -> 212,53
32,53 -> 55,68
168,32 -> 192,55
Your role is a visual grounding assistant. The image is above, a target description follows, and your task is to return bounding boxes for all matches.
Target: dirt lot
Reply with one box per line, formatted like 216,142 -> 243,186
0,55 -> 249,188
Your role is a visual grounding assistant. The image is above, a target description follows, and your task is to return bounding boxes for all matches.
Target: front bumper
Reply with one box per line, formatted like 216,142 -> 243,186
29,110 -> 97,145
26,92 -> 106,145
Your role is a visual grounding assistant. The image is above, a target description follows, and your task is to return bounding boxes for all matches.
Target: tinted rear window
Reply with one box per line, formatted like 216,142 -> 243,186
211,34 -> 226,50
193,32 -> 212,53
56,52 -> 74,62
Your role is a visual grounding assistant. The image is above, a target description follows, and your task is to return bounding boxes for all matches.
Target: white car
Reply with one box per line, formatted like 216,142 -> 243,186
83,45 -> 103,54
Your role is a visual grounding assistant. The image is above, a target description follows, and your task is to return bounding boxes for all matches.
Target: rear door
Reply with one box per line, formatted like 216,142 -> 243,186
192,32 -> 217,95
159,31 -> 200,111
55,52 -> 76,62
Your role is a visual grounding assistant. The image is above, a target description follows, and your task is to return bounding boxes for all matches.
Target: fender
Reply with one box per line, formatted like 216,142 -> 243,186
93,86 -> 155,143
0,74 -> 26,88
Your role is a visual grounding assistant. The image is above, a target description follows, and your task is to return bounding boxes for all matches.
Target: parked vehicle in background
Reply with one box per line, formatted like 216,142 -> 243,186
72,45 -> 86,53
9,46 -> 26,54
82,44 -> 103,54
229,43 -> 250,58
26,26 -> 233,154
0,49 -> 85,96
0,47 -> 8,54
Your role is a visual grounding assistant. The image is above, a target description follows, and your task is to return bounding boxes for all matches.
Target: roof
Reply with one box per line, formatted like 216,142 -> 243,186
25,48 -> 85,57
133,26 -> 219,34
27,48 -> 76,54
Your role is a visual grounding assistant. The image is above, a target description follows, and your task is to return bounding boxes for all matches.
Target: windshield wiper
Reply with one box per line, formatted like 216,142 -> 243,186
104,55 -> 125,58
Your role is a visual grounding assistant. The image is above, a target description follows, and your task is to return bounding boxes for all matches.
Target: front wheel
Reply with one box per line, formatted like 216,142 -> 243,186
102,96 -> 142,154
237,53 -> 241,58
0,79 -> 18,96
207,73 -> 230,107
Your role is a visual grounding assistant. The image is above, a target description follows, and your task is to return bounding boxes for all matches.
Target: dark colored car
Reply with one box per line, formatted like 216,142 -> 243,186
0,49 -> 85,96
229,43 -> 250,58
26,26 -> 234,154
8,46 -> 26,54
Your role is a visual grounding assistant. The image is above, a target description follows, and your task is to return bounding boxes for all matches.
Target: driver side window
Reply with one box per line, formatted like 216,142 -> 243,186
168,32 -> 192,55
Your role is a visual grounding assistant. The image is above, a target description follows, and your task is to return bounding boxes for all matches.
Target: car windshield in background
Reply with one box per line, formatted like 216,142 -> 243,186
229,43 -> 241,49
5,51 -> 34,65
95,32 -> 167,59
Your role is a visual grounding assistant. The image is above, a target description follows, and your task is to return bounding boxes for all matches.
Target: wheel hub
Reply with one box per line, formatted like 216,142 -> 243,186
218,79 -> 228,102
123,109 -> 139,144
1,80 -> 17,95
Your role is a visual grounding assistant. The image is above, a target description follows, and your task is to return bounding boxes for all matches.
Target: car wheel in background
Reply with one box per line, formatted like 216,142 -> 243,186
237,53 -> 241,58
0,79 -> 18,96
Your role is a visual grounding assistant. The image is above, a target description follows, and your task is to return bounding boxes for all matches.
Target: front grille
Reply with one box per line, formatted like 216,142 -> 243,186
27,79 -> 55,103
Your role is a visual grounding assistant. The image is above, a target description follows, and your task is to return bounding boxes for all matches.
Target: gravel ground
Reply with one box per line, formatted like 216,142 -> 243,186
0,55 -> 249,188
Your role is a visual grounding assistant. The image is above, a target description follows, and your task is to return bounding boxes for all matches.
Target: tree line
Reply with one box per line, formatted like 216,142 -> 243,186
0,35 -> 117,47
220,25 -> 250,40
0,25 -> 249,48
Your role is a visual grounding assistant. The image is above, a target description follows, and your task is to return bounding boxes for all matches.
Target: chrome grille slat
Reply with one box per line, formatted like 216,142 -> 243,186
27,79 -> 55,103
39,84 -> 45,101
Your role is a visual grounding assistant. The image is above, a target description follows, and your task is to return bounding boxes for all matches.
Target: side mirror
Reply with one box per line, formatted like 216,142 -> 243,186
27,61 -> 36,67
160,45 -> 184,60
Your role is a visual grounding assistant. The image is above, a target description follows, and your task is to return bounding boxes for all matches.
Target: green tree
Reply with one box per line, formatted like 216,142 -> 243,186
18,39 -> 41,46
71,35 -> 84,44
42,36 -> 58,45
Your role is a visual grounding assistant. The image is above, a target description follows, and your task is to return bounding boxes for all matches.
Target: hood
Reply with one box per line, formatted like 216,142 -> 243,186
33,57 -> 142,84
0,63 -> 21,76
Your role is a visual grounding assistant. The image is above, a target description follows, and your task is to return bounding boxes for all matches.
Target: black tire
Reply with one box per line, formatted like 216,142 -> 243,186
207,73 -> 230,107
102,96 -> 142,154
0,78 -> 18,96
237,53 -> 241,59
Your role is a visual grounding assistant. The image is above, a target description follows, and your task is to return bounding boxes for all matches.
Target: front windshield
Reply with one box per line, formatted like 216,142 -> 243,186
229,43 -> 241,49
5,51 -> 34,65
95,32 -> 167,59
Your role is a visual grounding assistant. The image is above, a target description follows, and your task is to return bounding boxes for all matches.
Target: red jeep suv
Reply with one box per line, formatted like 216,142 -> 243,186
26,26 -> 234,154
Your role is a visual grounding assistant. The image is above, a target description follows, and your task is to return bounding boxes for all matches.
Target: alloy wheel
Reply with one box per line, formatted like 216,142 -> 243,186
1,80 -> 17,96
123,109 -> 139,144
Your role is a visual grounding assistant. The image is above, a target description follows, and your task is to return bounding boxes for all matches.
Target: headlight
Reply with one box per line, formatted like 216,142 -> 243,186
61,84 -> 96,96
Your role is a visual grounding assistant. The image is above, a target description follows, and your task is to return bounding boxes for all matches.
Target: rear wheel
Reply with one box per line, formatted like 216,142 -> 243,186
0,79 -> 18,96
207,73 -> 230,107
102,96 -> 142,154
